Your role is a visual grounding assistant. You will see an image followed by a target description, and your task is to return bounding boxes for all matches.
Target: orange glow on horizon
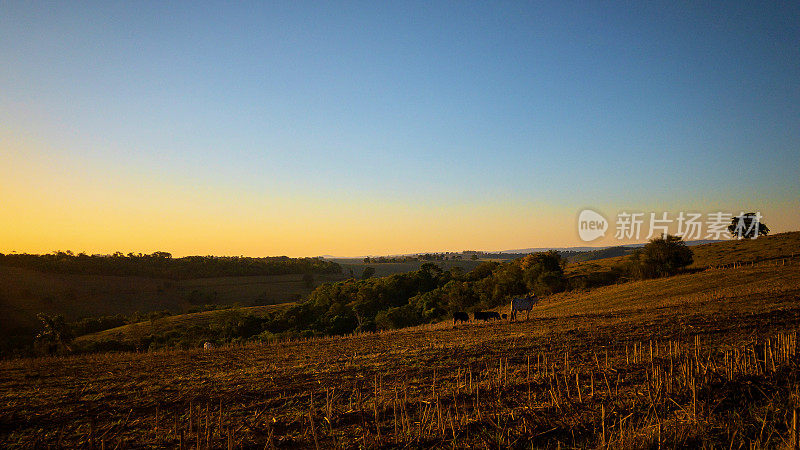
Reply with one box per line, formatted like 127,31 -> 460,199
3,133 -> 798,257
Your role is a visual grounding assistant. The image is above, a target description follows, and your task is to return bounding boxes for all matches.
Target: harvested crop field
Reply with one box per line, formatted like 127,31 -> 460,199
1,262 -> 800,448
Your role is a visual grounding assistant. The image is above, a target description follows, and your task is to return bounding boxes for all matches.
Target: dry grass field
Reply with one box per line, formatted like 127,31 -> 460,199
689,232 -> 800,268
2,250 -> 799,448
565,231 -> 800,279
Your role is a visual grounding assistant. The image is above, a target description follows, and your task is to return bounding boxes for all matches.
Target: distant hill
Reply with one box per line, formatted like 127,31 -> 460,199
0,267 -> 346,356
328,258 -> 485,278
501,239 -> 723,255
561,246 -> 633,263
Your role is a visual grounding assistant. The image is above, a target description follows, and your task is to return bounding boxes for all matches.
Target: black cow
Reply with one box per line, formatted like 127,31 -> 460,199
473,311 -> 501,322
473,311 -> 490,322
453,311 -> 469,325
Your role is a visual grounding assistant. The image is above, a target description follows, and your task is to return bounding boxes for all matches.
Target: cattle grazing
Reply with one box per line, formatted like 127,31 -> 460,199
473,311 -> 490,322
453,311 -> 469,325
473,311 -> 501,322
510,294 -> 538,321
501,313 -> 507,320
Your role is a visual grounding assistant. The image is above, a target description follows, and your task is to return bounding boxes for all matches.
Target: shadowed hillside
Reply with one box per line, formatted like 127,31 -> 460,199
74,303 -> 295,352
0,261 -> 345,356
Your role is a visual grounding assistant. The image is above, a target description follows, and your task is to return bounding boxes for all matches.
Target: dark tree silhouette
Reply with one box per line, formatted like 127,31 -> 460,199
520,250 -> 566,296
727,213 -> 769,239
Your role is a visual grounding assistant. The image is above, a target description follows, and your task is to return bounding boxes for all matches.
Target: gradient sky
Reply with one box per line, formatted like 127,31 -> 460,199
2,1 -> 798,256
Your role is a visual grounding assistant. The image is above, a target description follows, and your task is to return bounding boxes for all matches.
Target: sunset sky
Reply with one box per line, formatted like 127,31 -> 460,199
2,2 -> 798,257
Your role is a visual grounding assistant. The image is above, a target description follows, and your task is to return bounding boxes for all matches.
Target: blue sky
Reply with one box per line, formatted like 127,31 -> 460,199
1,1 -> 798,256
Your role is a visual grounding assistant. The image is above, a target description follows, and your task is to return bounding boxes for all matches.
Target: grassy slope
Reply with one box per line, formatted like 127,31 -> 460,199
536,260 -> 799,318
689,231 -> 800,266
0,267 -> 344,342
565,230 -> 800,277
74,303 -> 294,345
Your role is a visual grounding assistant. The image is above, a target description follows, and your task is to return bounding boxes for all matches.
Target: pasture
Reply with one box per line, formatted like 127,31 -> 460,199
72,303 -> 295,350
0,256 -> 484,351
0,267 -> 345,351
2,258 -> 799,448
564,231 -> 800,279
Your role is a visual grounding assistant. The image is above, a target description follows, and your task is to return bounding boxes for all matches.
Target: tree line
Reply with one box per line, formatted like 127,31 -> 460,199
0,251 -> 341,279
363,253 -> 465,264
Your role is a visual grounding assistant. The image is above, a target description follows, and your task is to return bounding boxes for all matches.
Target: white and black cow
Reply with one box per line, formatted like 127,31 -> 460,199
510,294 -> 538,321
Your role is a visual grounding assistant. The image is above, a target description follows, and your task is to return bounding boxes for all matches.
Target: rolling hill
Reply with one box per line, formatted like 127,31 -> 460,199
0,267 -> 346,354
565,231 -> 800,278
71,232 -> 800,354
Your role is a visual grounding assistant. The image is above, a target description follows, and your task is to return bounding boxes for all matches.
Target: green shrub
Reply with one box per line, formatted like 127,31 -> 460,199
628,235 -> 694,279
